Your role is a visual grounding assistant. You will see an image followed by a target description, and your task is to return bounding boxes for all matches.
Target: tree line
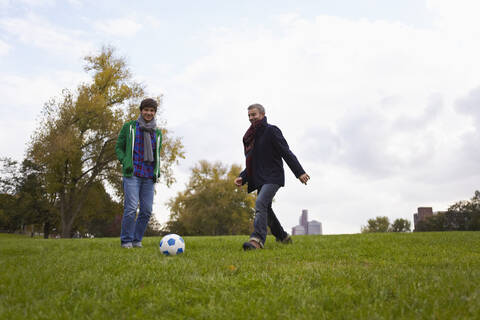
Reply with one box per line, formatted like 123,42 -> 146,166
361,216 -> 411,233
414,191 -> 480,231
362,190 -> 480,233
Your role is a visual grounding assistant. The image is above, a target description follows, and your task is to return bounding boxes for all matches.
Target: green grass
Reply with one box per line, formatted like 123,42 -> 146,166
1,232 -> 479,319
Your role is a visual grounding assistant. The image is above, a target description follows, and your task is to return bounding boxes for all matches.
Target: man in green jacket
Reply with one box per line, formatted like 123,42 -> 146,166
115,98 -> 162,248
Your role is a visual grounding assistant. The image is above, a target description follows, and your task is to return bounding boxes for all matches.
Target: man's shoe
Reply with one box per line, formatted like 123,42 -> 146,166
132,242 -> 143,248
243,242 -> 256,250
281,235 -> 293,244
276,235 -> 293,244
121,242 -> 133,249
243,239 -> 262,251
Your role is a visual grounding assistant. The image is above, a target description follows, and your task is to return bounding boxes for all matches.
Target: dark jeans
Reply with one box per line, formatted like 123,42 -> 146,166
250,184 -> 288,246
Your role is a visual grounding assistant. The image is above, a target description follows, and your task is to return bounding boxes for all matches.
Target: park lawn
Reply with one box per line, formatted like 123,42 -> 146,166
0,232 -> 479,319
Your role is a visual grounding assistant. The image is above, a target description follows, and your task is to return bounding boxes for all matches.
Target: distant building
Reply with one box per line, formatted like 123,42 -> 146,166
292,225 -> 306,235
413,207 -> 433,230
308,220 -> 322,235
300,209 -> 308,233
292,209 -> 322,235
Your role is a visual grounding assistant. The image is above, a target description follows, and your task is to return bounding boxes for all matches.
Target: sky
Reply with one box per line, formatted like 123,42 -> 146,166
1,0 -> 480,235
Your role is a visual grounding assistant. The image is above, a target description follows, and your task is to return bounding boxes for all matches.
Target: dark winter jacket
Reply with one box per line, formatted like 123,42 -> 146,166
239,117 -> 305,193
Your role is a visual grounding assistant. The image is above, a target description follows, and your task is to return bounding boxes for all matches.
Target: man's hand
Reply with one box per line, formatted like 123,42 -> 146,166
299,173 -> 310,185
234,177 -> 243,187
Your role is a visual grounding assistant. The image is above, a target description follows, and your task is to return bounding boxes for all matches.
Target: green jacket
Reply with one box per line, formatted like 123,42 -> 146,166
115,120 -> 163,182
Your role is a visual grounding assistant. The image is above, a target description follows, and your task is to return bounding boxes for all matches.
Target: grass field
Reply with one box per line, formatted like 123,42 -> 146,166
1,232 -> 479,319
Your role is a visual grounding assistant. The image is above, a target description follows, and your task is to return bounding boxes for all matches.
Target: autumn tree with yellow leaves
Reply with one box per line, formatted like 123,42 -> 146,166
28,47 -> 184,237
165,161 -> 255,236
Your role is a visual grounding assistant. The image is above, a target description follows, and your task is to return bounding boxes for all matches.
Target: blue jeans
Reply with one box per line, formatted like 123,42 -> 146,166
250,184 -> 288,246
120,176 -> 154,244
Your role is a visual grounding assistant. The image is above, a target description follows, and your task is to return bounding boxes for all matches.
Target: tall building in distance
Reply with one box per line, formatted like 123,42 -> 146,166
300,209 -> 308,233
292,209 -> 322,235
413,207 -> 433,230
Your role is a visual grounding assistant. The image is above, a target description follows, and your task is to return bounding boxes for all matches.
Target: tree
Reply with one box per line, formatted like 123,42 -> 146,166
144,215 -> 163,237
0,158 -> 57,236
445,191 -> 480,231
0,158 -> 21,232
415,191 -> 480,232
28,47 -> 184,238
16,160 -> 58,238
165,160 -> 256,236
71,181 -> 123,237
390,218 -> 411,232
414,213 -> 446,232
0,194 -> 17,232
361,216 -> 390,233
0,157 -> 20,195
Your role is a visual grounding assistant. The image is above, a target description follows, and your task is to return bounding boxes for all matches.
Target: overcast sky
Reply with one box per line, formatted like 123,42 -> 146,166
1,0 -> 480,234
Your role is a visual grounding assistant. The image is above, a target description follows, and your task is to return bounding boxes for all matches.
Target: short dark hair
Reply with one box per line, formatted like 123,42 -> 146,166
140,98 -> 158,112
248,103 -> 265,114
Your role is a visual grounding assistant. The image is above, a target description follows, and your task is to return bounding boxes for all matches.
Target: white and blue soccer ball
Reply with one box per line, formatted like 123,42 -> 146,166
159,234 -> 185,256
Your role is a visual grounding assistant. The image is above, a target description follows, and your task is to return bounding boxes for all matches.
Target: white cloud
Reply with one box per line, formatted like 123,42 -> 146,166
93,18 -> 142,37
0,39 -> 10,56
0,13 -> 94,57
67,0 -> 83,7
455,87 -> 480,171
0,0 -> 55,8
151,6 -> 480,234
20,0 -> 55,6
427,0 -> 480,34
456,87 -> 480,125
0,71 -> 89,160
0,71 -> 87,108
0,0 -> 84,9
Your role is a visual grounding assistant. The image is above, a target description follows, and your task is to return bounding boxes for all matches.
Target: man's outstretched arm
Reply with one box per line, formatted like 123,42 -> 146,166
272,126 -> 310,184
235,169 -> 247,186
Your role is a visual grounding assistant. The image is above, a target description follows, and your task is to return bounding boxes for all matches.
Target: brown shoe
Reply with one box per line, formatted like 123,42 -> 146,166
281,235 -> 292,244
276,235 -> 293,244
243,239 -> 262,251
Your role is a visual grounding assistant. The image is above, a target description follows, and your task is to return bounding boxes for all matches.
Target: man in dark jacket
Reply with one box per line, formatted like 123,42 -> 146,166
235,103 -> 310,250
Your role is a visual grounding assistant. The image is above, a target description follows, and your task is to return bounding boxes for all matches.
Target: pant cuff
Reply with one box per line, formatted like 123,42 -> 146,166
249,237 -> 264,248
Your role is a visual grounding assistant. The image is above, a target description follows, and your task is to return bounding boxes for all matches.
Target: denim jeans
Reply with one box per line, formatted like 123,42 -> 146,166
250,184 -> 288,246
120,176 -> 154,244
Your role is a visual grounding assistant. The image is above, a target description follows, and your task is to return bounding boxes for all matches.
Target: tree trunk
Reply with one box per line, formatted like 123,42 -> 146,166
60,191 -> 88,238
61,216 -> 72,238
60,192 -> 73,238
43,221 -> 50,239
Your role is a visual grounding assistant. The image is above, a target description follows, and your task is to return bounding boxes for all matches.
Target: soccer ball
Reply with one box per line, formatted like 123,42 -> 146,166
159,234 -> 185,256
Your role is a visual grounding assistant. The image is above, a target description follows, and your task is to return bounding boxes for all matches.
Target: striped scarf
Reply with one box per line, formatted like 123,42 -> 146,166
243,117 -> 267,178
137,115 -> 157,163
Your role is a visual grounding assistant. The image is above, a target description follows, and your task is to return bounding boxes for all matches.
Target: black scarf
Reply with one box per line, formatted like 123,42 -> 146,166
242,117 -> 267,178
